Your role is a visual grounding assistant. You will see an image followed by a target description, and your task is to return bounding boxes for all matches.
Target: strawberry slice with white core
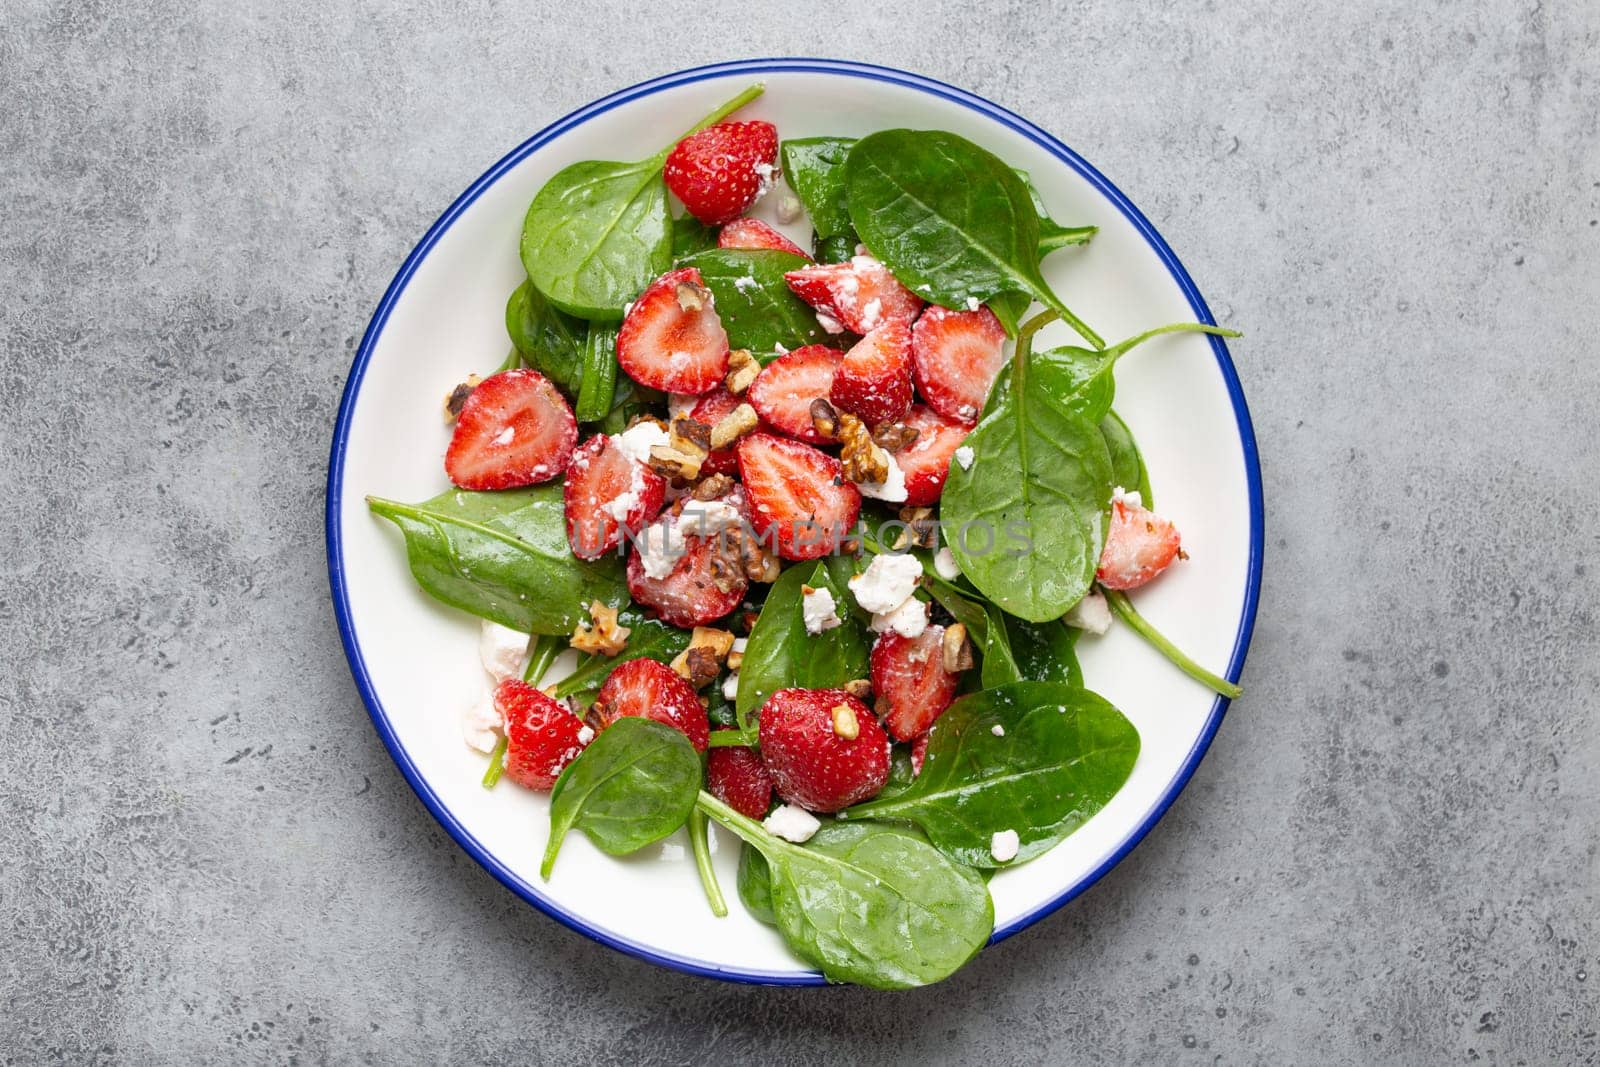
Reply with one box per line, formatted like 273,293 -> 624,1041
784,254 -> 924,335
736,432 -> 861,561
746,345 -> 842,444
829,320 -> 914,426
896,404 -> 973,507
563,434 -> 667,560
616,266 -> 730,395
444,368 -> 578,490
910,304 -> 1009,424
870,626 -> 961,742
717,218 -> 810,258
1096,496 -> 1183,590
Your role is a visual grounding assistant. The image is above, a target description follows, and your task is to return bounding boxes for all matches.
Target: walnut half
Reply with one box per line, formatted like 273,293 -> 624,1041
837,412 -> 890,485
724,348 -> 760,395
571,601 -> 631,657
670,627 -> 736,689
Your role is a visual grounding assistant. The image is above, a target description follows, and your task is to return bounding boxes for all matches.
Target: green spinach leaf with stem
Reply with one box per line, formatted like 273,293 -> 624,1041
574,324 -> 619,422
845,129 -> 1104,349
1101,588 -> 1243,698
736,842 -> 777,925
521,84 -> 765,320
688,809 -> 728,917
843,682 -> 1139,867
1026,321 -> 1243,425
812,232 -> 859,264
735,560 -> 870,734
1005,617 -> 1084,688
671,213 -> 718,259
779,136 -> 856,239
367,486 -> 627,635
1013,169 -> 1097,256
698,792 -> 993,988
1101,409 -> 1154,507
684,248 -> 840,353
551,610 -> 693,698
505,280 -> 586,393
541,718 -> 702,878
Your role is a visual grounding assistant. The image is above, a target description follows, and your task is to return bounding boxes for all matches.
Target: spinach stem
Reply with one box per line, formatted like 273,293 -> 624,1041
551,653 -> 599,698
1106,322 -> 1242,360
495,347 -> 522,373
660,83 -> 766,160
695,790 -> 770,849
480,734 -> 509,789
1101,588 -> 1243,699
1037,294 -> 1105,350
688,810 -> 728,918
523,634 -> 564,684
706,729 -> 757,749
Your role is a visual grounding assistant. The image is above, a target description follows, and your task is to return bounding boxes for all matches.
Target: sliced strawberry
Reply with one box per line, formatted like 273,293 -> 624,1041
757,688 -> 890,812
563,434 -> 668,560
593,657 -> 709,752
870,627 -> 960,742
689,387 -> 747,475
496,679 -> 590,790
717,218 -> 809,258
664,121 -> 779,226
746,345 -> 841,444
783,254 -> 923,335
896,405 -> 973,507
909,732 -> 929,777
911,305 -> 1008,423
444,368 -> 577,490
736,432 -> 861,561
707,735 -> 774,819
625,510 -> 748,629
616,267 -> 729,395
830,321 -> 913,425
1097,498 -> 1183,590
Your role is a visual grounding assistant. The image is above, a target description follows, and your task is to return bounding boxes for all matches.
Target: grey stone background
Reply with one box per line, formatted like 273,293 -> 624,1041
2,0 -> 1595,1062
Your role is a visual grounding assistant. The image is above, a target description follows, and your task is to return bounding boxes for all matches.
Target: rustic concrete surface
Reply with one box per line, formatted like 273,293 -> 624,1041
2,0 -> 1597,1062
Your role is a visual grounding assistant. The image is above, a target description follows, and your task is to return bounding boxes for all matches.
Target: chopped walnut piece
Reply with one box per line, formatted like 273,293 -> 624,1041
726,649 -> 744,671
872,422 -> 920,453
831,703 -> 860,740
724,348 -> 760,394
809,397 -> 840,441
626,413 -> 669,433
443,374 -> 483,421
708,403 -> 759,450
648,418 -> 712,482
837,412 -> 890,485
571,601 -> 631,657
842,678 -> 873,701
670,627 -> 736,688
724,526 -> 781,583
675,281 -> 712,312
707,532 -> 748,593
690,473 -> 735,501
892,506 -> 938,550
942,623 -> 975,673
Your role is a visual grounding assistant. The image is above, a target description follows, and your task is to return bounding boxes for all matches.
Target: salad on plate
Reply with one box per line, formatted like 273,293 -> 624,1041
367,83 -> 1241,988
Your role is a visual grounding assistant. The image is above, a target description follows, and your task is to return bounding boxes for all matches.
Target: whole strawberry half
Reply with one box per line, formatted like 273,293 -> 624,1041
564,433 -> 667,560
496,679 -> 591,791
736,432 -> 861,561
746,344 -> 842,444
707,735 -> 774,820
830,320 -> 914,426
445,368 -> 578,490
616,266 -> 730,395
664,121 -> 779,226
783,255 -> 924,335
593,657 -> 710,752
870,626 -> 961,742
757,688 -> 890,813
625,494 -> 749,628
717,218 -> 809,259
911,304 -> 1008,424
896,404 -> 973,507
1097,498 -> 1183,590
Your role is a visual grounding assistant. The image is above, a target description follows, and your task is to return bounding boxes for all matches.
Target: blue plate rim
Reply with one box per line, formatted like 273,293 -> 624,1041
325,56 -> 1264,986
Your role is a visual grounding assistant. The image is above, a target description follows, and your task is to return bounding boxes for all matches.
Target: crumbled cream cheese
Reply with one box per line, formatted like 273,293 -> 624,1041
753,160 -> 776,199
933,546 -> 961,580
802,585 -> 842,634
775,191 -> 803,224
576,725 -> 596,745
764,804 -> 821,843
991,724 -> 1006,737
966,296 -> 981,312
678,500 -> 743,538
857,452 -> 908,503
990,828 -> 1020,862
635,517 -> 686,579
815,310 -> 846,334
479,620 -> 528,682
613,421 -> 670,465
849,552 -> 923,614
1064,589 -> 1113,635
1112,485 -> 1143,508
732,274 -> 760,293
953,445 -> 975,470
722,671 -> 740,701
461,690 -> 502,754
870,596 -> 929,639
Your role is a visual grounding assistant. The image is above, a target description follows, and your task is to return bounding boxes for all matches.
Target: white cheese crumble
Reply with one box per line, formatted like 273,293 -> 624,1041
775,191 -> 803,224
966,296 -> 981,312
1112,485 -> 1143,508
815,309 -> 846,334
802,585 -> 842,634
991,724 -> 1006,737
870,596 -> 929,639
752,160 -> 776,199
635,517 -> 686,579
1064,589 -> 1113,635
953,445 -> 975,470
731,637 -> 748,654
722,671 -> 740,701
990,828 -> 1020,863
613,420 -> 670,465
679,500 -> 743,537
857,452 -> 908,503
461,690 -> 502,754
576,725 -> 596,745
849,552 -> 923,614
860,297 -> 883,331
732,274 -> 760,293
933,546 -> 961,580
764,804 -> 821,843
479,620 -> 528,682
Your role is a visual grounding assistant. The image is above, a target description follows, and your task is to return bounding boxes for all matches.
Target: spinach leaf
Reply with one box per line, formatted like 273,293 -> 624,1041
1023,322 -> 1246,427
923,582 -> 1030,688
520,84 -> 764,321
367,486 -> 626,635
845,129 -> 1103,349
812,232 -> 859,264
986,291 -> 1032,337
843,682 -> 1139,867
780,136 -> 856,239
684,248 -> 839,353
552,610 -> 692,698
1101,409 -> 1153,508
700,793 -> 993,988
574,324 -> 619,422
1014,169 -> 1097,256
735,560 -> 870,733
736,843 -> 777,925
671,213 -> 717,259
541,718 -> 702,878
1006,617 -> 1084,688
505,280 -> 586,393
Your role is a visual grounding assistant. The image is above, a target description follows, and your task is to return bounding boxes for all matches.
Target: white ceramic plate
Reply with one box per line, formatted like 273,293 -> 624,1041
327,59 -> 1263,984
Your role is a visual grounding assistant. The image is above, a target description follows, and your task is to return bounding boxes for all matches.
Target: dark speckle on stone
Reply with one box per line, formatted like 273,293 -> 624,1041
1433,660 -> 1450,677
